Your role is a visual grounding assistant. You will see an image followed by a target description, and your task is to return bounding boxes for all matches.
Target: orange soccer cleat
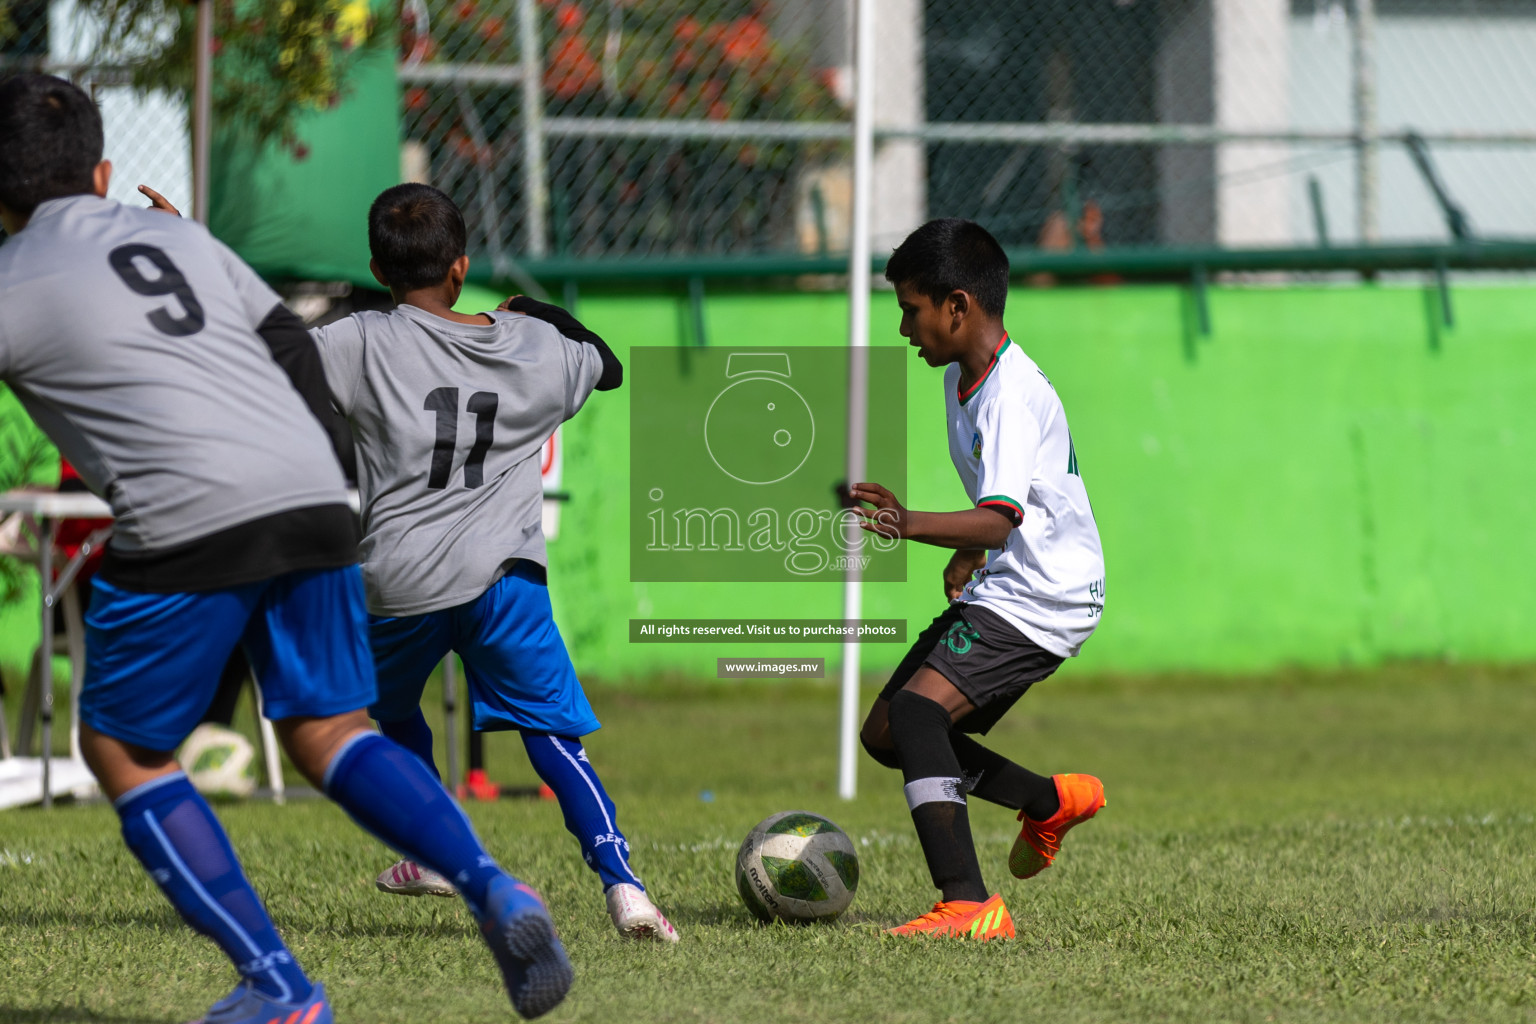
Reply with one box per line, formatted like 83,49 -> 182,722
1010,773 -> 1106,879
886,892 -> 1015,940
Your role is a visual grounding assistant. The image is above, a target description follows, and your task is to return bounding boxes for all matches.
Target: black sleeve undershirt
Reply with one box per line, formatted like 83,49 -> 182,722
256,302 -> 357,482
94,305 -> 366,591
502,295 -> 624,391
98,504 -> 359,592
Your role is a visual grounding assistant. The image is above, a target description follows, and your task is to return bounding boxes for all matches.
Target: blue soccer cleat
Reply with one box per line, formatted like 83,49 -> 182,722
476,876 -> 575,1019
187,980 -> 331,1024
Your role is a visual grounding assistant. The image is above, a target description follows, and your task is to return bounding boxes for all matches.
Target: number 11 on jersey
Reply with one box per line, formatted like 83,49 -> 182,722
423,386 -> 499,489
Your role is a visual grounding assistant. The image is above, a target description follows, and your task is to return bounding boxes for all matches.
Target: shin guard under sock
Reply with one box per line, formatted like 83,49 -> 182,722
949,732 -> 1060,819
887,690 -> 988,904
323,732 -> 504,914
522,732 -> 644,891
116,773 -> 312,1002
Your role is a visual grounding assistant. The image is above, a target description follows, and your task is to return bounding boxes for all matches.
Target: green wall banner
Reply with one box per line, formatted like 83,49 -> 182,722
210,47 -> 401,287
4,283 -> 1533,682
532,283 -> 1536,680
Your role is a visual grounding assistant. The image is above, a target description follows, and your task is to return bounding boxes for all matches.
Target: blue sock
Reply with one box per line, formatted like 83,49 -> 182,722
115,773 -> 312,1003
522,732 -> 644,891
323,732 -> 506,915
376,708 -> 439,778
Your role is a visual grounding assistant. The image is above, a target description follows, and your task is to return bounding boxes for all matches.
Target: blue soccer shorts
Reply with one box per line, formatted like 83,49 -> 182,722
368,561 -> 600,737
80,566 -> 378,752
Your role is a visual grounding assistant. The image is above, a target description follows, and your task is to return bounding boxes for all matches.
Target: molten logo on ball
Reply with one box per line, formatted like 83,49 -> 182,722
735,810 -> 859,923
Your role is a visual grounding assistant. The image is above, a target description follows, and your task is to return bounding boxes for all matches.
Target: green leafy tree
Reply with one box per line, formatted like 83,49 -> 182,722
0,0 -> 394,152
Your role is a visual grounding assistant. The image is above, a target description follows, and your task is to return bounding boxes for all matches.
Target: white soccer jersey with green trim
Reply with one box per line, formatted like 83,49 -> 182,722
944,334 -> 1105,657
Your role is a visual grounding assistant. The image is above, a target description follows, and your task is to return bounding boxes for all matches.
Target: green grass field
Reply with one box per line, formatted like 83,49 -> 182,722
5,665 -> 1536,1023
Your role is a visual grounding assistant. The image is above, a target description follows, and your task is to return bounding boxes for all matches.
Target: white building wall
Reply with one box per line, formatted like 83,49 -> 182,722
870,0 -> 926,254
1289,13 -> 1536,243
1214,0 -> 1292,246
50,0 -> 191,213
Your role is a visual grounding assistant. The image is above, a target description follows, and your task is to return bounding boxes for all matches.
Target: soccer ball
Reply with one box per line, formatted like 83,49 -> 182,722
735,810 -> 859,923
180,724 -> 258,799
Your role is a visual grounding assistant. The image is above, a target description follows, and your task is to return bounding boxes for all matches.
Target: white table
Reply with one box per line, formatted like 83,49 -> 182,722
0,488 -> 479,812
0,490 -> 296,809
0,490 -> 113,808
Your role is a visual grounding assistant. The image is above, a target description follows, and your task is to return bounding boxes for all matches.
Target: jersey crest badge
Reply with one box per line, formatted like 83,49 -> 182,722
970,431 -> 982,459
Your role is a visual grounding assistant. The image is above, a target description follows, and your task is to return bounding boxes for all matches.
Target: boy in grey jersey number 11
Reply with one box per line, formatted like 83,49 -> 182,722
307,183 -> 678,942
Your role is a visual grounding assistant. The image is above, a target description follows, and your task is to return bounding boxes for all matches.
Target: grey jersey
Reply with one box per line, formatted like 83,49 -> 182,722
0,196 -> 348,551
312,304 -> 603,616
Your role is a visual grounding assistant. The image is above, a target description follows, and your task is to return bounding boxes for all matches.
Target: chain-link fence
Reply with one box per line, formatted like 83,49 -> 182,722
914,0 -> 1536,252
396,0 -> 850,266
0,2 -> 193,214
395,0 -> 1536,266
7,1 -> 1536,266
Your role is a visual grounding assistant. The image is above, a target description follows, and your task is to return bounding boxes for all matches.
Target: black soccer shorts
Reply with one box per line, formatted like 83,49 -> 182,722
879,602 -> 1064,735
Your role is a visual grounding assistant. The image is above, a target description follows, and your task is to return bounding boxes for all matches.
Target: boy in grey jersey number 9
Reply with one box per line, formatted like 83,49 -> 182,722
0,75 -> 572,1021
309,184 -> 679,942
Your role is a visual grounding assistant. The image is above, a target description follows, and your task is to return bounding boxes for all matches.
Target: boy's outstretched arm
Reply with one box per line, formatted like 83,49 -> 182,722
501,295 -> 623,391
255,304 -> 358,480
137,185 -> 180,215
133,183 -> 356,477
850,482 -> 1013,551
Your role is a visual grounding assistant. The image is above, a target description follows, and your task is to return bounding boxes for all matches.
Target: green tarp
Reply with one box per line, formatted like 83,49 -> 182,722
210,47 -> 400,286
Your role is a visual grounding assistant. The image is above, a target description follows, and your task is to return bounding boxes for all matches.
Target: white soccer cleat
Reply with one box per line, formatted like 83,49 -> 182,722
605,883 -> 680,943
375,859 -> 457,898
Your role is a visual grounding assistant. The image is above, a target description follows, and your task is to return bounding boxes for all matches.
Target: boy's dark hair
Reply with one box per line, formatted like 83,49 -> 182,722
368,183 -> 468,292
0,74 -> 104,217
884,218 -> 1009,318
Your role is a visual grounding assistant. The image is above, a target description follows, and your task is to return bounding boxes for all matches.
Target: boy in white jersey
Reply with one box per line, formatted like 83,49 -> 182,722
309,184 -> 677,942
852,219 -> 1107,940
